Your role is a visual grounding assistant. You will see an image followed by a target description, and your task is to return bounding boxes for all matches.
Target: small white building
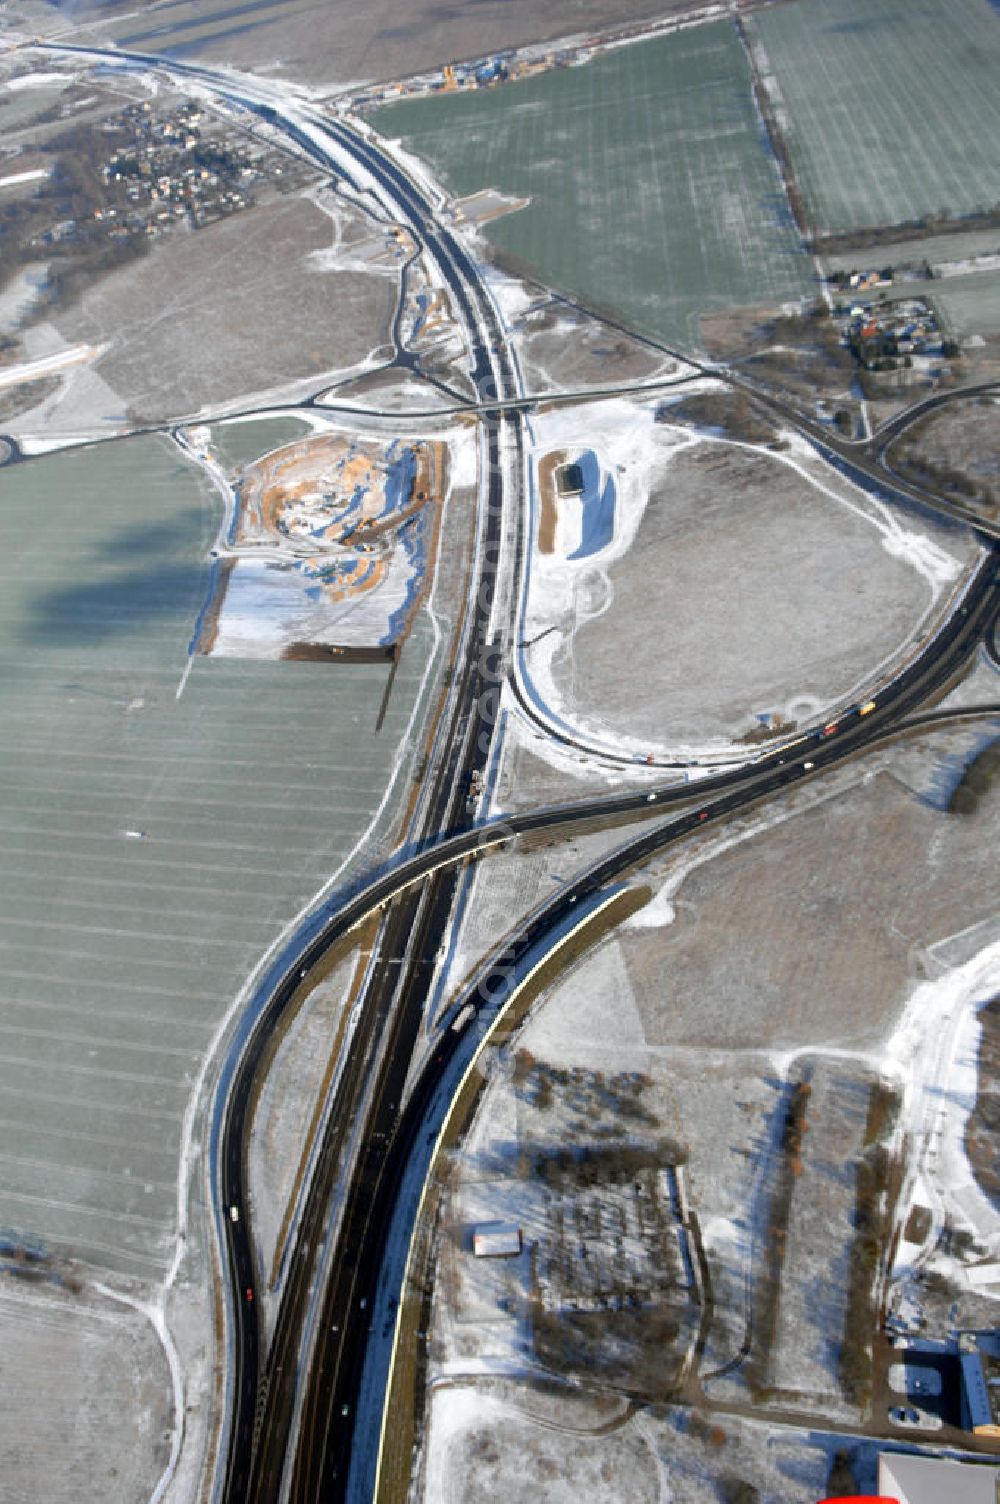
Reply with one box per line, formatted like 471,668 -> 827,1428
472,1223 -> 522,1258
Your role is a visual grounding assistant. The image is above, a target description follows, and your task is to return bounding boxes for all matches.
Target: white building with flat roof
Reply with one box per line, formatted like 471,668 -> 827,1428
472,1223 -> 522,1258
878,1452 -> 1000,1503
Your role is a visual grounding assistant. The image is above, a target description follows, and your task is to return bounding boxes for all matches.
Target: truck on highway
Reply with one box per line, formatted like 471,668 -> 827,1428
451,1003 -> 475,1033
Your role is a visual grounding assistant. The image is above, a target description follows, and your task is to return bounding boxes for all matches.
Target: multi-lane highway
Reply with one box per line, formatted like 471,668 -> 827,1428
281,547 -> 1000,1503
217,529 -> 998,1501
26,38 -> 1000,1504
195,82 -> 530,1504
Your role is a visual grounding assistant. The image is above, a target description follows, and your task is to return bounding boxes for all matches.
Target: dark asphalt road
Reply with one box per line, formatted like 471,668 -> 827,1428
867,378 -> 1000,452
726,371 -> 1000,544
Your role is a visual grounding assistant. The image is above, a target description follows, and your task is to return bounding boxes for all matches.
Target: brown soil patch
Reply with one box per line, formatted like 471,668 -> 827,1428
237,432 -> 441,546
281,642 -> 397,664
193,556 -> 234,656
744,1075 -> 812,1398
888,397 -> 1000,520
661,390 -> 778,445
536,449 -> 567,555
0,374 -> 61,422
700,302 -> 857,404
839,1084 -> 901,1407
965,997 -> 1000,1209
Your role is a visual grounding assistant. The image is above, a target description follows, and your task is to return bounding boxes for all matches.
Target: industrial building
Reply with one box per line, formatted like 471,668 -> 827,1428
877,1451 -> 1000,1502
961,1334 -> 1000,1437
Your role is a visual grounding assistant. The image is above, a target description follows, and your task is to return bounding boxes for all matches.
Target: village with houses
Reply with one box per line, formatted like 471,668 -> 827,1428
823,266 -> 959,387
0,86 -> 316,300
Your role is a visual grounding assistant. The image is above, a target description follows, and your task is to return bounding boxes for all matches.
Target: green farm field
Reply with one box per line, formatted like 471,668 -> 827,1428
373,22 -> 813,352
208,414 -> 314,472
0,434 -> 436,1276
750,0 -> 1000,236
822,227 -> 1000,277
933,272 -> 1000,337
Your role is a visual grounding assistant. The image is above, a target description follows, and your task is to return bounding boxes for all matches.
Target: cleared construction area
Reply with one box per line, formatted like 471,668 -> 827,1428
201,429 -> 448,657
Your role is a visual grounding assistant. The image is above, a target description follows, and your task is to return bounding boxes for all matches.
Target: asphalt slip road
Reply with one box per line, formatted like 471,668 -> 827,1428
867,378 -> 1000,451
734,376 -> 1000,544
229,407 -> 512,1500
242,881 -> 434,1502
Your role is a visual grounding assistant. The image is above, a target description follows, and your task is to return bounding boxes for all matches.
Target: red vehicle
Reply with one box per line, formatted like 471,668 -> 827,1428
820,721 -> 838,738
245,1287 -> 254,1302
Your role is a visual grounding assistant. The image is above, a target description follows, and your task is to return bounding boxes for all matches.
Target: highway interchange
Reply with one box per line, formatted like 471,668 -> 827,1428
10,36 -> 1000,1504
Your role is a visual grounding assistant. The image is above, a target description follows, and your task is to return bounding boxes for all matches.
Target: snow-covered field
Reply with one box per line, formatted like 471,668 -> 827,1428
420,720 -> 1000,1493
248,950 -> 359,1335
513,395 -> 978,760
0,1280 -> 172,1504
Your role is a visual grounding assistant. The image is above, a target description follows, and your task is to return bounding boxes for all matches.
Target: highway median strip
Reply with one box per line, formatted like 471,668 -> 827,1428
372,881 -> 649,1504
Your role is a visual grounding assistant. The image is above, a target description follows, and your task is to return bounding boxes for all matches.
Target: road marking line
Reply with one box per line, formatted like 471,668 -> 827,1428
175,654 -> 195,700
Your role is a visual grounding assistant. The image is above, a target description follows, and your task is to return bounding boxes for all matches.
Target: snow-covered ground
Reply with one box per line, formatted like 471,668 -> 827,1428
248,950 -> 359,1339
417,714 -> 1000,1495
888,943 -> 1000,1281
510,394 -> 979,763
0,1278 -> 174,1503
